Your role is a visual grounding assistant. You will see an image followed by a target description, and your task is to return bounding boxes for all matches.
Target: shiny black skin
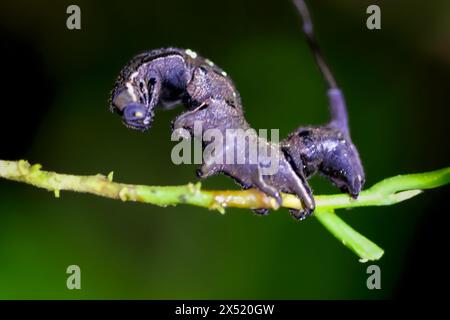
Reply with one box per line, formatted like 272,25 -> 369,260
109,47 -> 364,219
110,48 -> 238,131
282,125 -> 364,198
173,97 -> 315,218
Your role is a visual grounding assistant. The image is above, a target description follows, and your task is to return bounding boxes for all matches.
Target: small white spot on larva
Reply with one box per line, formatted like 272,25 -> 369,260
205,59 -> 214,66
221,71 -> 227,77
357,174 -> 362,181
126,82 -> 138,102
185,49 -> 197,59
130,71 -> 139,81
233,92 -> 237,98
322,140 -> 338,152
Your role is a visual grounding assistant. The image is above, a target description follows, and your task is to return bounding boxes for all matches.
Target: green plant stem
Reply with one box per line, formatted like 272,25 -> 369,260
1,159 -> 449,261
315,209 -> 384,261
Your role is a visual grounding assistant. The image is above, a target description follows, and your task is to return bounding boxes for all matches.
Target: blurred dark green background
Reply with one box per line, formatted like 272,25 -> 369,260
0,0 -> 449,299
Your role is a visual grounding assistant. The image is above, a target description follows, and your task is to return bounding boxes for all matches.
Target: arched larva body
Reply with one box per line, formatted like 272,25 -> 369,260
110,45 -> 364,219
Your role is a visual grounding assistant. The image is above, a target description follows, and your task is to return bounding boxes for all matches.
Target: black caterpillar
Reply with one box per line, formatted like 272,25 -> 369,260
109,0 -> 365,219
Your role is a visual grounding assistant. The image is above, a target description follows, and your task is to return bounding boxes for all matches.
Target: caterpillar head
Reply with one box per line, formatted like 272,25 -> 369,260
110,73 -> 159,132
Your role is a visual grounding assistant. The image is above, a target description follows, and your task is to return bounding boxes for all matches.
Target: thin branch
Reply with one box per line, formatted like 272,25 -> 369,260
292,0 -> 350,132
1,159 -> 449,261
1,159 -> 447,211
